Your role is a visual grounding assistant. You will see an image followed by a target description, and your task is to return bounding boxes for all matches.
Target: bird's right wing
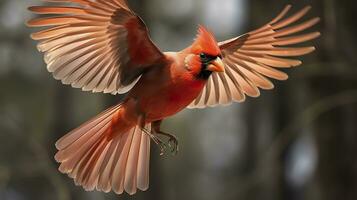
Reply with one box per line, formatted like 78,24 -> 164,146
28,0 -> 165,95
188,5 -> 320,109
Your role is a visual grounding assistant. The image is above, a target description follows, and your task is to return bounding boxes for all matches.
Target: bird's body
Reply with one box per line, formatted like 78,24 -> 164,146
109,51 -> 207,137
127,51 -> 206,122
27,0 -> 320,195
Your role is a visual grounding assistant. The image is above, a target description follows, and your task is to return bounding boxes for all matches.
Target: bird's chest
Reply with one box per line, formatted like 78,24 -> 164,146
167,80 -> 204,107
127,57 -> 207,121
143,78 -> 206,121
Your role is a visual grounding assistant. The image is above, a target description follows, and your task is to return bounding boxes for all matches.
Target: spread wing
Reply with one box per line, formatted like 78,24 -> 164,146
27,0 -> 164,94
188,5 -> 320,109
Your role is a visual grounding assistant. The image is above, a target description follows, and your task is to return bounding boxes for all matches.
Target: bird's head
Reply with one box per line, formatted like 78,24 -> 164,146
185,25 -> 225,80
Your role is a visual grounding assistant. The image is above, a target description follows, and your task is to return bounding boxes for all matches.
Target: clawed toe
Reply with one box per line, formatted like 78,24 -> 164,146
168,137 -> 179,155
157,140 -> 166,156
144,122 -> 180,156
151,134 -> 167,156
154,131 -> 179,156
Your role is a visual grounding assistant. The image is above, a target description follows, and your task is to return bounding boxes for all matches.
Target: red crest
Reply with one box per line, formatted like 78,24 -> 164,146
191,25 -> 221,56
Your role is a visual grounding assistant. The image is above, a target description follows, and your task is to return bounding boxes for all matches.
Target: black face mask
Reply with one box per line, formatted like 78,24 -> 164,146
197,53 -> 217,80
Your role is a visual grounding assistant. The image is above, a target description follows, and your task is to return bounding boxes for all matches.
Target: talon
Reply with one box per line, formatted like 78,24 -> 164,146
159,145 -> 165,156
151,121 -> 180,156
166,136 -> 179,155
141,127 -> 168,156
156,137 -> 167,156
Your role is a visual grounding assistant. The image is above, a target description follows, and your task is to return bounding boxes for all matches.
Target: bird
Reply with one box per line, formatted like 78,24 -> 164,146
27,0 -> 320,195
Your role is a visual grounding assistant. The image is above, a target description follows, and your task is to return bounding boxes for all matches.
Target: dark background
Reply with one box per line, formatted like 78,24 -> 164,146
1,0 -> 357,200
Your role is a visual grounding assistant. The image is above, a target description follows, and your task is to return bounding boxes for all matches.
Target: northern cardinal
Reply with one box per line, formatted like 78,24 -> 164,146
27,0 -> 320,195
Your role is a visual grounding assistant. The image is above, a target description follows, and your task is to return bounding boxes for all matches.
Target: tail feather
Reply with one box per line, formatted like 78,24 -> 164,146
97,132 -> 130,192
55,104 -> 151,195
111,128 -> 137,194
136,128 -> 150,191
96,133 -> 123,192
56,104 -> 121,150
124,125 -> 150,194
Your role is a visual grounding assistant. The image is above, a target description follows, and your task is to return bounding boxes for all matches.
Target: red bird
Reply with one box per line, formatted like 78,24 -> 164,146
28,0 -> 320,195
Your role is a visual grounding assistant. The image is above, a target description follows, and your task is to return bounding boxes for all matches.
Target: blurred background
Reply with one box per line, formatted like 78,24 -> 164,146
1,0 -> 357,200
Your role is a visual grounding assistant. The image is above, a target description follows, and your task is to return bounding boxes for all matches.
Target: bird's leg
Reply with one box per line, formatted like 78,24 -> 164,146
137,114 -> 166,155
152,120 -> 179,155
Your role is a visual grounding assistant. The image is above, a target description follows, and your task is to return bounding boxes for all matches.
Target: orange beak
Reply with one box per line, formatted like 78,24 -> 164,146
207,57 -> 225,73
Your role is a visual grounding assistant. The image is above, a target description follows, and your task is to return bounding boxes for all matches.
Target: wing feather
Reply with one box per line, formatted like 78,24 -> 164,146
28,0 -> 164,94
188,5 -> 320,109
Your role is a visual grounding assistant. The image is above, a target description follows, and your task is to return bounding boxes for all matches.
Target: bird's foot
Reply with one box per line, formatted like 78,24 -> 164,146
155,131 -> 179,155
142,128 -> 167,156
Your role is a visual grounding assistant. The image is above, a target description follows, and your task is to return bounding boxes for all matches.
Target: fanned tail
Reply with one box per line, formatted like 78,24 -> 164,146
54,104 -> 151,195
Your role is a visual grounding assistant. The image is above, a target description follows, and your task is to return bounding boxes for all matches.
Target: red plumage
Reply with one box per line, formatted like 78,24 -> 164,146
191,25 -> 222,56
27,1 -> 320,195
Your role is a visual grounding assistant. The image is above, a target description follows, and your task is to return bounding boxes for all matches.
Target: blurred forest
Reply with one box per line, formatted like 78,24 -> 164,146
0,0 -> 357,200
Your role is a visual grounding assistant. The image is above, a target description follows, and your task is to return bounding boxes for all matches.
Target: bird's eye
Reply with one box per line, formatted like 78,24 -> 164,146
200,53 -> 207,59
200,53 -> 217,64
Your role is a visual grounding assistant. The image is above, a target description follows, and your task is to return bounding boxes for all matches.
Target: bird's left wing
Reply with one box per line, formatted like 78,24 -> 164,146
188,5 -> 320,109
28,0 -> 164,94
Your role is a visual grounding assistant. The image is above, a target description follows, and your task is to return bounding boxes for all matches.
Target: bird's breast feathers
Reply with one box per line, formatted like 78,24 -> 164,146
142,75 -> 206,121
